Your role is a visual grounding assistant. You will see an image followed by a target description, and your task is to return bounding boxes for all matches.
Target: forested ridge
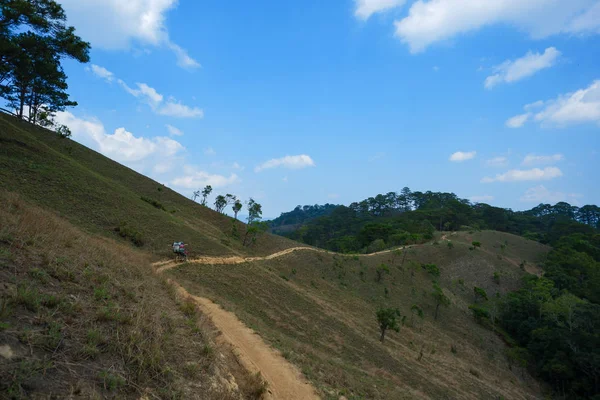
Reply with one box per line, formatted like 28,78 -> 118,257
271,187 -> 599,252
273,188 -> 600,398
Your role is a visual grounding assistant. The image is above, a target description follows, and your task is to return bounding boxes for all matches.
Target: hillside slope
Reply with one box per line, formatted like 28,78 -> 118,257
0,192 -> 267,399
1,114 -> 554,399
0,113 -> 295,258
167,231 -> 550,399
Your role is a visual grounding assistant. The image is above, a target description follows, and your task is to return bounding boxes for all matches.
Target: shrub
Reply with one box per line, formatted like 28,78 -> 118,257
140,196 -> 166,211
114,223 -> 144,247
472,241 -> 481,248
447,241 -> 454,250
493,272 -> 500,284
421,263 -> 440,277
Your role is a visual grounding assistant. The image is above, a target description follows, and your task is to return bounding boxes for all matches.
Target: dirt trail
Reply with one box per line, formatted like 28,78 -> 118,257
154,245 -> 410,273
167,279 -> 319,400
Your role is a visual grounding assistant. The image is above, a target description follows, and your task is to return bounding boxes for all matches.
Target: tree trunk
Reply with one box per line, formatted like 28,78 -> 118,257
380,328 -> 386,343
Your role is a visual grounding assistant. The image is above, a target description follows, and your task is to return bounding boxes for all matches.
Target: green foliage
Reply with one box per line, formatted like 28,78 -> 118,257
376,307 -> 401,343
493,271 -> 500,284
473,286 -> 488,303
471,241 -> 481,248
421,263 -> 440,277
431,283 -> 450,320
140,196 -> 166,211
114,222 -> 144,247
447,241 -> 454,249
232,199 -> 243,220
468,304 -> 489,323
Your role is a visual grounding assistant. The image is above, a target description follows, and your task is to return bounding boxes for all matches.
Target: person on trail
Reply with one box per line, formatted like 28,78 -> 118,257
172,241 -> 188,260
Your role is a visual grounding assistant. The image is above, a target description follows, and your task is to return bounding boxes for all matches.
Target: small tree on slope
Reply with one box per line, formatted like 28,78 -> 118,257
376,307 -> 401,343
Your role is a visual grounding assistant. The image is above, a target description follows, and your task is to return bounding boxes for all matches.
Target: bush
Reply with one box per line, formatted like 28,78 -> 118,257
468,304 -> 489,323
140,196 -> 166,211
421,263 -> 440,277
114,222 -> 144,247
472,241 -> 481,248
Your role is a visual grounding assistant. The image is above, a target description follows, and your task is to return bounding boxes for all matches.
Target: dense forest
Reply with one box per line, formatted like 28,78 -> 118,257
272,188 -> 600,398
271,187 -> 600,253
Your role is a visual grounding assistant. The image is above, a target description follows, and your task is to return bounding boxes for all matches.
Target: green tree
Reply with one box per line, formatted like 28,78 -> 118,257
431,283 -> 450,320
201,185 -> 212,206
232,199 -> 242,220
214,195 -> 227,213
473,286 -> 488,303
1,1 -> 89,112
243,198 -> 263,246
376,307 -> 401,343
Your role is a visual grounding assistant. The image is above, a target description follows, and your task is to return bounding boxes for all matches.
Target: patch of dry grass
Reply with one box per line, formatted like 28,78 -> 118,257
0,191 -> 257,399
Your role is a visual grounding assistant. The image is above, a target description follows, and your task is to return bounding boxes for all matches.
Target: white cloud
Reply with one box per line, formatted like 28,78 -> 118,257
255,155 -> 316,172
481,167 -> 563,183
54,111 -> 184,165
88,64 -> 114,82
157,100 -> 204,118
232,162 -> 244,170
204,147 -> 216,156
355,0 -> 406,19
170,168 -> 240,189
485,47 -> 560,89
506,112 -> 531,128
486,156 -> 508,167
507,80 -> 600,128
166,124 -> 183,136
116,79 -> 203,118
449,151 -> 476,162
533,80 -> 600,126
520,185 -> 583,204
469,195 -> 494,203
522,153 -> 564,166
393,0 -> 600,53
59,0 -> 199,69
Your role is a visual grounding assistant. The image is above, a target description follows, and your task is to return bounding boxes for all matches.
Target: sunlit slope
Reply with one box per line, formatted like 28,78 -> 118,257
168,233 -> 550,399
0,113 -> 294,257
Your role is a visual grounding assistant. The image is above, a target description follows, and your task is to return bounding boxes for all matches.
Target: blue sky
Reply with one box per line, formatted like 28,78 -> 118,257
43,1 -> 600,217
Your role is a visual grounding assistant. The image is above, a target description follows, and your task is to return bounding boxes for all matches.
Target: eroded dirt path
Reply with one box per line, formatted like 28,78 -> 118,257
167,279 -> 319,400
154,245 -> 410,273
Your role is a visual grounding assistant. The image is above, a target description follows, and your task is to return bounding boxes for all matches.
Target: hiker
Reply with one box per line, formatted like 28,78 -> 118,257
172,241 -> 188,261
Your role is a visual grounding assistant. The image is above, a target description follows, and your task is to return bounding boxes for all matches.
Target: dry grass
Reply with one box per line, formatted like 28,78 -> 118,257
0,191 -> 258,399
169,238 -> 550,399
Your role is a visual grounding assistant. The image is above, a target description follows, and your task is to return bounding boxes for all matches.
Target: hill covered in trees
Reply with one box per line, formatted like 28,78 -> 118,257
272,188 -> 599,253
273,189 -> 600,398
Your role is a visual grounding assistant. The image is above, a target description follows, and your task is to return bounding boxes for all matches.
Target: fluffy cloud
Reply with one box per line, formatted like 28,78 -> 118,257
170,167 -> 240,189
486,156 -> 508,167
469,195 -> 494,203
449,151 -> 476,162
166,124 -> 183,136
88,64 -> 114,82
507,80 -> 600,128
255,155 -> 316,172
54,111 -> 184,165
522,153 -> 564,166
355,0 -> 406,19
393,0 -> 600,53
506,112 -> 531,128
485,47 -> 560,89
119,81 -> 164,105
481,167 -> 563,183
59,0 -> 199,69
520,185 -> 583,204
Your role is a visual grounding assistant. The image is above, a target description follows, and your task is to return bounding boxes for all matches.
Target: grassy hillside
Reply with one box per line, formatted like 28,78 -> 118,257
0,192 -> 266,399
0,113 -> 294,258
168,231 -> 550,399
1,113 -> 555,399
